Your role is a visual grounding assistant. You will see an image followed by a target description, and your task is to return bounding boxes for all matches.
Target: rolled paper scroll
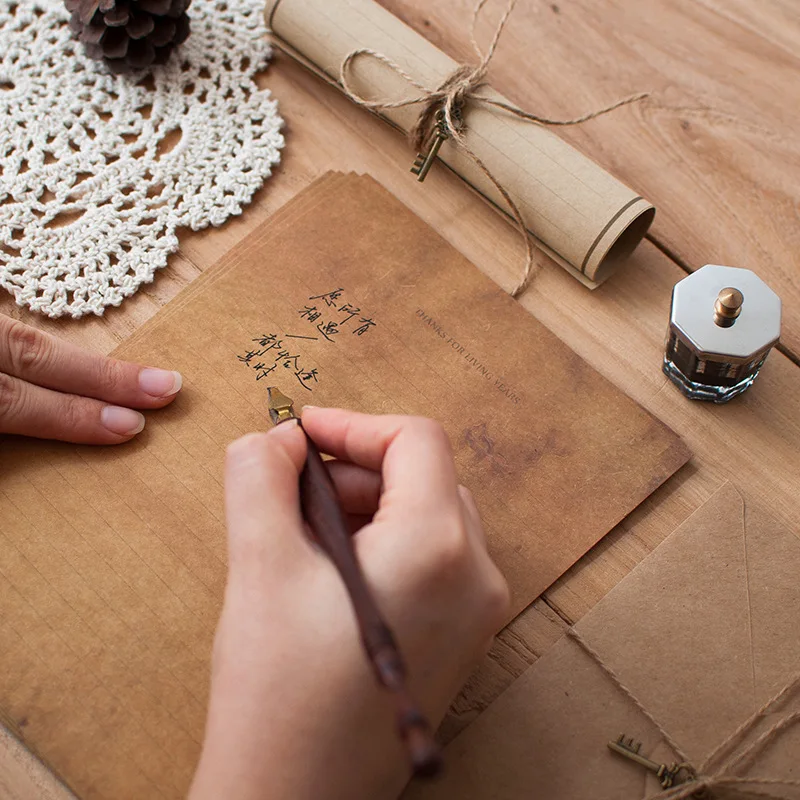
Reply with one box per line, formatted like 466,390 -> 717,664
265,0 -> 656,289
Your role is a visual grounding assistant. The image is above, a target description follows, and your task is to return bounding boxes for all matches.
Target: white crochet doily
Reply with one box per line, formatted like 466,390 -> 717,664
0,0 -> 283,317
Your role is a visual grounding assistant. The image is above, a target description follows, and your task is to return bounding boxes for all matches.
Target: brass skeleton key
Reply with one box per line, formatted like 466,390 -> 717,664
608,735 -> 698,790
410,107 -> 461,182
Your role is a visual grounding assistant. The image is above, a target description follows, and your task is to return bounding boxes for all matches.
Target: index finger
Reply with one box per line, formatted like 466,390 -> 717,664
301,407 -> 460,515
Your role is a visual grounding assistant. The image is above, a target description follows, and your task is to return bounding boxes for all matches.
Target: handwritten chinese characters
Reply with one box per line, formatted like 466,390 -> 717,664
238,288 -> 377,393
299,288 -> 376,342
238,334 -> 319,391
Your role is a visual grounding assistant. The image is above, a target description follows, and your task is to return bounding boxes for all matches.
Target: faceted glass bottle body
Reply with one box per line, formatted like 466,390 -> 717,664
663,265 -> 781,404
663,328 -> 770,403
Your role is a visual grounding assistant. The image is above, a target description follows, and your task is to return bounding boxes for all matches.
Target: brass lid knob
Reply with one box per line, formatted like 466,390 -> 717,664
714,287 -> 744,327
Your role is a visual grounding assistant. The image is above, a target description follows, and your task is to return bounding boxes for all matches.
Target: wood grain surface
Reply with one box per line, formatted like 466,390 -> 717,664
376,0 -> 800,359
2,0 -> 798,794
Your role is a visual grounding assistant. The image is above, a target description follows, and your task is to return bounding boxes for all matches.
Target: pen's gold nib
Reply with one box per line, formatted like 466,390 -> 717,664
267,387 -> 297,425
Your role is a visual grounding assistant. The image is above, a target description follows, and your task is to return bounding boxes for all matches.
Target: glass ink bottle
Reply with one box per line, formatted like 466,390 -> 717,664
663,265 -> 781,403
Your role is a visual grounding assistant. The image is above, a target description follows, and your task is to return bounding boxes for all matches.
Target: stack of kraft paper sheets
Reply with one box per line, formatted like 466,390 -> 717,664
0,172 -> 689,799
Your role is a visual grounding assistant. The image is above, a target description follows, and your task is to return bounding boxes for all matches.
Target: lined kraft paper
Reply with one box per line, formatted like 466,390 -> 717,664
405,482 -> 800,800
0,172 -> 687,799
265,0 -> 656,288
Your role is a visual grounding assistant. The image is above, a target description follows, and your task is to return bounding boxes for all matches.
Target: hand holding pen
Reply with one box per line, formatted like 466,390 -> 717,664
269,387 -> 449,778
190,405 -> 510,800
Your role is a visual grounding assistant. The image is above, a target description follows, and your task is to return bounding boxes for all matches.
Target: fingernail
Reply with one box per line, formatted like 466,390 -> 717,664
139,368 -> 183,398
101,406 -> 146,436
301,405 -> 317,413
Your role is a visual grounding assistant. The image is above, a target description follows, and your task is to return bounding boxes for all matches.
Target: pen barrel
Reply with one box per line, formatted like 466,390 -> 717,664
298,428 -> 385,638
297,423 -> 442,778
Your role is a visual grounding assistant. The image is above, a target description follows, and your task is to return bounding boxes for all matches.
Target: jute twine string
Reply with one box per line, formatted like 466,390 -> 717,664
568,628 -> 800,799
339,0 -> 648,298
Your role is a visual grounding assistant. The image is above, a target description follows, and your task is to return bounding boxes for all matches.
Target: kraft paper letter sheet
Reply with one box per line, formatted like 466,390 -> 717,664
0,172 -> 687,799
405,481 -> 800,800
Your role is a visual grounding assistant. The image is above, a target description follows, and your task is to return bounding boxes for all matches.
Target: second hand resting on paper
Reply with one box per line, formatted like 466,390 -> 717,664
0,315 -> 182,443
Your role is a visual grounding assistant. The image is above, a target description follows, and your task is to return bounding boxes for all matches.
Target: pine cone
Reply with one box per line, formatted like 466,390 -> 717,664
66,0 -> 191,73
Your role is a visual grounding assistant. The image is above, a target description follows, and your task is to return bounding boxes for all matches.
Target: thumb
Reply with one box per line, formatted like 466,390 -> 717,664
224,422 -> 312,586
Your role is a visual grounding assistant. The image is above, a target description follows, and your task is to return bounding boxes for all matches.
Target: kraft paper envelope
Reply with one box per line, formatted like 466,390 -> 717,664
406,481 -> 800,800
0,172 -> 687,799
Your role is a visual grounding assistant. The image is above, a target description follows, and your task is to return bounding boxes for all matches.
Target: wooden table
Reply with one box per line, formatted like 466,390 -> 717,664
3,0 -> 799,795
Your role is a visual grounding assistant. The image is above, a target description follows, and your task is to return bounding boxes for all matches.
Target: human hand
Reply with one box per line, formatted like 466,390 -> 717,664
190,408 -> 510,800
0,315 -> 182,444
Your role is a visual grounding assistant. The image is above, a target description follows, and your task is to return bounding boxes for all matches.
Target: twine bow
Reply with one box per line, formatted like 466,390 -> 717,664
569,628 -> 800,800
340,0 -> 649,298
